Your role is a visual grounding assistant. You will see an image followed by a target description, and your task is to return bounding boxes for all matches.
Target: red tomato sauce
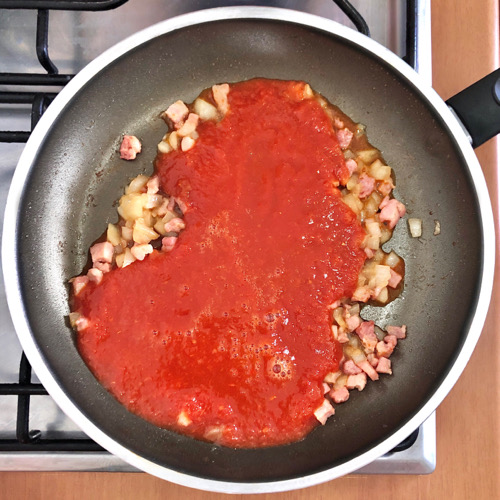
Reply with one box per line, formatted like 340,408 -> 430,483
74,79 -> 367,447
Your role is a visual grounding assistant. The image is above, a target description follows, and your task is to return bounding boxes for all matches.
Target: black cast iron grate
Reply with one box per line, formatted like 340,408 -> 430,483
0,0 -> 419,456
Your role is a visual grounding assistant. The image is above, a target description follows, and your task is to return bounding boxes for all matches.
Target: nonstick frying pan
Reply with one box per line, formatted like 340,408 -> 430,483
2,7 -> 497,494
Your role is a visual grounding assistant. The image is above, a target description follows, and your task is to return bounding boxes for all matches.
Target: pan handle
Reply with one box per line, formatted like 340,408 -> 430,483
446,68 -> 500,148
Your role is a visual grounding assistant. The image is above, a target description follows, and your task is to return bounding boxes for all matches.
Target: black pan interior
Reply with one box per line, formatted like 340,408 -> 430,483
15,18 -> 482,481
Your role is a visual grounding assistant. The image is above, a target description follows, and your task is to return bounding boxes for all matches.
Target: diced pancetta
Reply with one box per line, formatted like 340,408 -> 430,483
367,353 -> 379,368
388,268 -> 403,288
330,386 -> 350,404
164,217 -> 186,233
177,113 -> 199,138
379,196 -> 406,229
156,198 -> 171,217
386,325 -> 406,339
165,100 -> 189,129
343,359 -> 362,375
384,334 -> 398,348
161,236 -> 178,252
345,314 -> 361,332
93,261 -> 111,273
327,300 -> 341,310
71,276 -> 89,295
376,340 -> 395,358
336,128 -> 353,150
356,359 -> 379,381
323,383 -> 331,394
90,242 -> 114,264
212,83 -> 230,115
146,176 -> 160,194
355,321 -> 378,352
87,267 -> 103,284
376,357 -> 392,374
364,247 -> 375,259
345,158 -> 358,176
338,331 -> 349,343
352,285 -> 371,302
119,135 -> 141,160
167,197 -> 176,212
75,315 -> 89,331
346,373 -> 367,391
358,174 -> 376,199
313,398 -> 335,425
174,197 -> 188,214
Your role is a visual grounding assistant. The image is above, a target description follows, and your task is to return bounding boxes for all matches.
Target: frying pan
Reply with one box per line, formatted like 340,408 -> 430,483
2,7 -> 497,494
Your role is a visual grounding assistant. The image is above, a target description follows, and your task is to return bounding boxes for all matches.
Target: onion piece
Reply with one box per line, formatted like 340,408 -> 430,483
357,149 -> 379,164
107,223 -> 121,246
344,345 -> 366,364
324,371 -> 342,384
125,175 -> 149,195
408,218 -> 422,238
369,159 -> 392,181
434,220 -> 441,235
384,250 -> 401,268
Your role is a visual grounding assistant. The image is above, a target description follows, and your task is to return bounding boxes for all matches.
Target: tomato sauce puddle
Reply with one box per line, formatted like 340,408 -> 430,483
75,80 -> 367,447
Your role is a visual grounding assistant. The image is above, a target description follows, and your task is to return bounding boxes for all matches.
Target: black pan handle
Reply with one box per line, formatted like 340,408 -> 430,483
446,68 -> 500,148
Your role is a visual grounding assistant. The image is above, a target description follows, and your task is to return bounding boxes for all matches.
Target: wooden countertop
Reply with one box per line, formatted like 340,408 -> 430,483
1,1 -> 498,498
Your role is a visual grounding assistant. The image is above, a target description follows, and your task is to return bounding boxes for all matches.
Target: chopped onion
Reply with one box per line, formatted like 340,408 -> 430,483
121,226 -> 133,242
117,192 -> 149,221
346,173 -> 359,191
157,140 -> 172,154
333,374 -> 348,389
193,98 -> 218,121
369,159 -> 392,181
106,223 -> 121,246
378,225 -> 391,244
384,250 -> 401,268
349,303 -> 360,316
408,218 -> 422,238
125,175 -> 149,195
69,312 -> 81,328
342,193 -> 363,214
333,307 -> 347,329
344,345 -> 366,364
434,220 -> 441,235
121,248 -> 136,268
357,149 -> 379,164
355,123 -> 366,137
324,371 -> 342,384
375,287 -> 389,304
364,234 -> 380,251
133,218 -> 159,244
374,326 -> 386,341
348,335 -> 361,348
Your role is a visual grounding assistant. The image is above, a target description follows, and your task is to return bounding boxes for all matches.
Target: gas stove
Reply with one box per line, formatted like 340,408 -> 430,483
0,0 -> 435,474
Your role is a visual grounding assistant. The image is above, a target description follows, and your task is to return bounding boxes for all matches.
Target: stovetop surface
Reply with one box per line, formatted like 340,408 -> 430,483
0,0 -> 435,474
